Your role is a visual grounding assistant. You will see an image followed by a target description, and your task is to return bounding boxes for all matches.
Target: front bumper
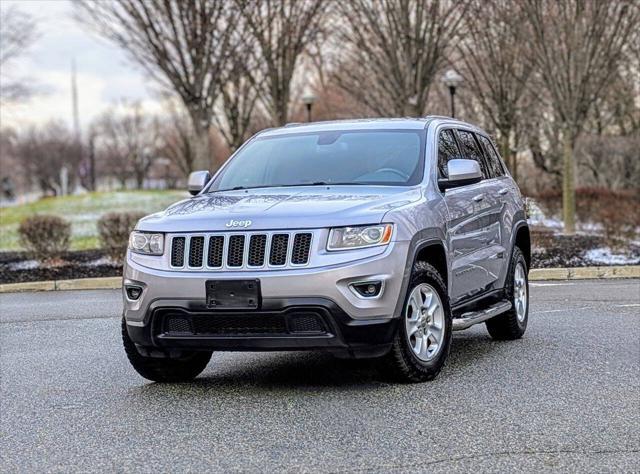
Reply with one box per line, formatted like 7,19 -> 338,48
125,297 -> 398,358
123,241 -> 409,357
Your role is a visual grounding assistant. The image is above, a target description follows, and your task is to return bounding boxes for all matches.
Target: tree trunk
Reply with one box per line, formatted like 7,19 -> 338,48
275,93 -> 289,126
499,132 -> 515,180
135,170 -> 144,189
88,135 -> 96,191
190,116 -> 213,171
561,131 -> 576,234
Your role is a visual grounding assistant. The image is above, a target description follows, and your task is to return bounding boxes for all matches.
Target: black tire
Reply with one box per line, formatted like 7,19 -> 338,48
383,261 -> 452,383
121,317 -> 212,382
486,246 -> 529,340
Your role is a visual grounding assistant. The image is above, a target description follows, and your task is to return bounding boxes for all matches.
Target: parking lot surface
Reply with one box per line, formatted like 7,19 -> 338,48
1,279 -> 639,472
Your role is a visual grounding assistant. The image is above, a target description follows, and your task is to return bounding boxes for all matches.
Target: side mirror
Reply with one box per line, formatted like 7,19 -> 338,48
438,159 -> 482,191
187,170 -> 211,195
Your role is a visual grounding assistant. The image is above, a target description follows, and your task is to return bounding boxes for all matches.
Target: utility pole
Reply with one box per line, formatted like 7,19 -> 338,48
71,58 -> 80,139
71,58 -> 87,193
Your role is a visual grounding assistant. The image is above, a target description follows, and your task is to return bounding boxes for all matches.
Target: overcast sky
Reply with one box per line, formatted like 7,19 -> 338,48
1,0 -> 161,132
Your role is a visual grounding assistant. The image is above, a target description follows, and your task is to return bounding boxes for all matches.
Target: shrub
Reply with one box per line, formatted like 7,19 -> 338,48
532,187 -> 640,247
18,215 -> 71,262
97,212 -> 145,263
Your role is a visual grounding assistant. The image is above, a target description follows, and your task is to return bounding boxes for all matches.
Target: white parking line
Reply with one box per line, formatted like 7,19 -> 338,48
615,304 -> 640,308
530,283 -> 576,287
533,306 -> 592,314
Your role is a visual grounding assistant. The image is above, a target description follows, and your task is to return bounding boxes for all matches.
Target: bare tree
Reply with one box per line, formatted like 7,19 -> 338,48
588,25 -> 640,137
457,0 -> 532,180
93,104 -> 156,189
156,102 -> 198,177
76,0 -> 239,170
0,6 -> 38,101
234,0 -> 329,125
521,0 -> 639,233
577,135 -> 640,190
214,47 -> 261,151
15,122 -> 82,197
333,0 -> 469,117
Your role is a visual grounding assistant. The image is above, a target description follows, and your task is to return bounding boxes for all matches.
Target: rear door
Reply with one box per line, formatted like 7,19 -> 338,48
448,129 -> 503,301
477,134 -> 515,287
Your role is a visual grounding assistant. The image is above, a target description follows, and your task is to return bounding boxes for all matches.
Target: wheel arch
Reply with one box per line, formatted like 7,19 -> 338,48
393,231 -> 449,318
512,221 -> 531,270
414,242 -> 448,288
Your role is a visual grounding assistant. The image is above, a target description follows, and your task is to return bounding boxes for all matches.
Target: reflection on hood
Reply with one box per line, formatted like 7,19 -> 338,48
138,186 -> 422,232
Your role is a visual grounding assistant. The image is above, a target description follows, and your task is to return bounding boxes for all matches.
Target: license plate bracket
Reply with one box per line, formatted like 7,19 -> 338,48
206,279 -> 260,309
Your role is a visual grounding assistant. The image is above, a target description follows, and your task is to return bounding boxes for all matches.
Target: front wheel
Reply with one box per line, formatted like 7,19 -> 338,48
383,262 -> 452,383
486,246 -> 529,340
122,317 -> 212,382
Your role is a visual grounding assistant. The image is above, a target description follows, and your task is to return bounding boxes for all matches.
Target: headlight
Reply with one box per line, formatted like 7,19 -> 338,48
128,231 -> 164,255
327,224 -> 393,251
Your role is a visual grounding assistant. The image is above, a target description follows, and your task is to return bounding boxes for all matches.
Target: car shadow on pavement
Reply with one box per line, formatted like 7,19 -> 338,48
449,330 -> 516,369
128,331 -> 507,395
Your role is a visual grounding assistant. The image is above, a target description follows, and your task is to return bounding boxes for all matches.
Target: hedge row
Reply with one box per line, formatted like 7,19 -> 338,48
533,187 -> 640,247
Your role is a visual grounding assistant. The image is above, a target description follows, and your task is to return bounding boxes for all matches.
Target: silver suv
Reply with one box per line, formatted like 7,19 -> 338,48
122,117 -> 530,383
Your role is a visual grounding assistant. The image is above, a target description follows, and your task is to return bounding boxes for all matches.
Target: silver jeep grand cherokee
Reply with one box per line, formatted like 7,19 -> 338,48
122,117 -> 530,383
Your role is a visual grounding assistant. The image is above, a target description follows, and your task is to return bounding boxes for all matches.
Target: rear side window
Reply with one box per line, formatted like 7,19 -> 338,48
477,134 -> 506,178
437,129 -> 460,178
456,130 -> 489,179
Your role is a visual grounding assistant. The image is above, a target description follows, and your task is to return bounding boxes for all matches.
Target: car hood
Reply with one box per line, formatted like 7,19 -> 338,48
137,186 -> 422,232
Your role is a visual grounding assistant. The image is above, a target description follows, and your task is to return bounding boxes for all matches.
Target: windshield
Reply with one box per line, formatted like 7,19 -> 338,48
209,129 -> 426,191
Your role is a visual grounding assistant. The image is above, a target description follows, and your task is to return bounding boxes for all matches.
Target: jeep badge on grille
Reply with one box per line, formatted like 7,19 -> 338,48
225,219 -> 252,228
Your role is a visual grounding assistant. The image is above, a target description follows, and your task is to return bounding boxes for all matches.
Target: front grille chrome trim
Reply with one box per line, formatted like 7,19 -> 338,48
169,230 -> 315,271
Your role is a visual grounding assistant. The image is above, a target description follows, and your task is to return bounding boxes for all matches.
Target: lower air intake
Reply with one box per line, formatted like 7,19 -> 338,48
192,314 -> 287,335
289,313 -> 326,333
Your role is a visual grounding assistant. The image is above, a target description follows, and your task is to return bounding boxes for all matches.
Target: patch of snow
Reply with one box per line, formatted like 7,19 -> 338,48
577,221 -> 603,233
526,199 -> 563,229
82,257 -> 119,267
584,247 -> 640,265
8,260 -> 39,271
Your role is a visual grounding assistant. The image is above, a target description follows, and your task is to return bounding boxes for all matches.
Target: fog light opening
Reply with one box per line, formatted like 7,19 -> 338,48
351,281 -> 383,298
126,285 -> 143,300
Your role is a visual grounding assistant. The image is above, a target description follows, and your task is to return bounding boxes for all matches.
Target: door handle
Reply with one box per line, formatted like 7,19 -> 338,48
472,194 -> 484,202
498,188 -> 509,196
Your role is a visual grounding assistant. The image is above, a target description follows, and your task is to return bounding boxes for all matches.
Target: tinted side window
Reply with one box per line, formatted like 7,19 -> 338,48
477,134 -> 505,178
456,130 -> 489,179
437,129 -> 460,178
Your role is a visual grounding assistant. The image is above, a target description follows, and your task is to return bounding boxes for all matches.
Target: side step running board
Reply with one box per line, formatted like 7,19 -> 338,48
452,301 -> 512,331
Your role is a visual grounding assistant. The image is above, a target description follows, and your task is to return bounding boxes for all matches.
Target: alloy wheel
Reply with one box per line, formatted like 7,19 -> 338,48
405,283 -> 445,362
514,262 -> 528,322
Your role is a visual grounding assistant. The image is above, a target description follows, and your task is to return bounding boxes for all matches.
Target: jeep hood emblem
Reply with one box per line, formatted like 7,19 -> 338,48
225,219 -> 252,228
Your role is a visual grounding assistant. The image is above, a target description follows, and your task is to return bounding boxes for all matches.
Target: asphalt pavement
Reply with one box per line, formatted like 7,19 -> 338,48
1,279 -> 639,473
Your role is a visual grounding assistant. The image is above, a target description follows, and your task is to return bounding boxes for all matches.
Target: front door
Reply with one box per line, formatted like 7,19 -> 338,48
438,128 -> 504,304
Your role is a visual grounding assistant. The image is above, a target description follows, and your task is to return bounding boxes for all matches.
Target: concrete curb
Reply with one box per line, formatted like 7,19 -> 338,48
0,265 -> 638,294
529,265 -> 640,281
0,276 -> 121,294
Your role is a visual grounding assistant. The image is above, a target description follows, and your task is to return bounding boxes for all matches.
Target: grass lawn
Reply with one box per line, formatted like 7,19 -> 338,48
0,190 -> 188,251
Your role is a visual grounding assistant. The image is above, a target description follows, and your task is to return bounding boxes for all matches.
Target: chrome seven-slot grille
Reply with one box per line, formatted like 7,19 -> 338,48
170,231 -> 313,270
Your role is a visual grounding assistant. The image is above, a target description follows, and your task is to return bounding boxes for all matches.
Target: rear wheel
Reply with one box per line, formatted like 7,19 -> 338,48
486,246 -> 529,340
383,262 -> 452,382
122,317 -> 212,382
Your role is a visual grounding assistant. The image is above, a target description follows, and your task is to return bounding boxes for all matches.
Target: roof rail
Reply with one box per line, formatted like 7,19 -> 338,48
424,115 -> 458,120
284,122 -> 303,127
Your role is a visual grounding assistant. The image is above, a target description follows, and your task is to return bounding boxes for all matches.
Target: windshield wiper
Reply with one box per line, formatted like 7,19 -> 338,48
212,185 -> 279,192
213,182 -> 341,192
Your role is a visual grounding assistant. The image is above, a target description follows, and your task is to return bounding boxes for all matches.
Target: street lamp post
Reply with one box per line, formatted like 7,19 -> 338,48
442,69 -> 463,118
302,91 -> 317,122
